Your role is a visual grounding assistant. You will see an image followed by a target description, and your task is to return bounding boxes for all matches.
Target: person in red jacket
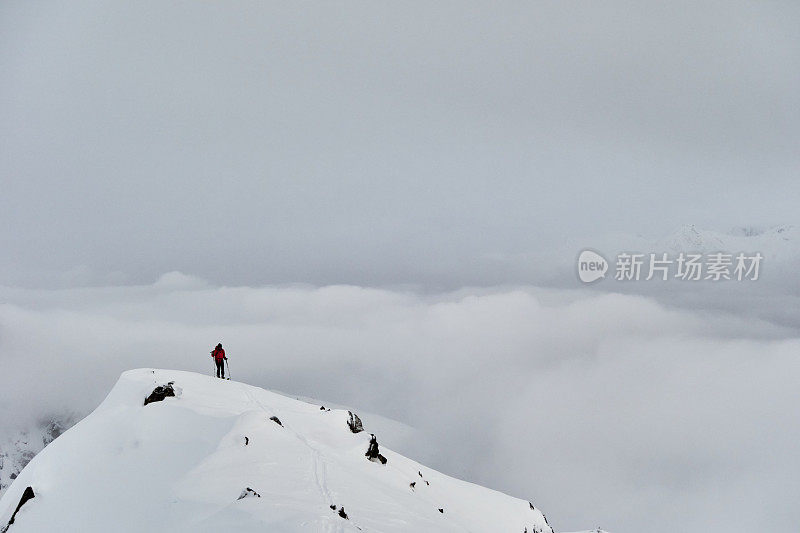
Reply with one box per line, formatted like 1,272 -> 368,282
211,343 -> 226,379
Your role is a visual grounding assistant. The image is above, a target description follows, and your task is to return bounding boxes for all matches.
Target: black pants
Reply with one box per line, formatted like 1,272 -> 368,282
215,359 -> 225,378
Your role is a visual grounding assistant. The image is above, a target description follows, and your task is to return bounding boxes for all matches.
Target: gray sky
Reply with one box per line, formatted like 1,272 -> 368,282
2,1 -> 799,288
2,2 -> 800,533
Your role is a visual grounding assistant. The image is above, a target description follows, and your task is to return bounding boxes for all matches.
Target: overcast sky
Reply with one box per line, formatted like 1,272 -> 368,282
2,2 -> 800,533
2,1 -> 799,288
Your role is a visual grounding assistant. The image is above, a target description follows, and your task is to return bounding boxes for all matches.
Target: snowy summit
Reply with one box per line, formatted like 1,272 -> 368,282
0,370 -> 554,533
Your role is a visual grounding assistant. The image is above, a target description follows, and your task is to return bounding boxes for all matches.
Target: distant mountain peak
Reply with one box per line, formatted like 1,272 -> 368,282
657,224 -> 725,253
653,224 -> 797,259
0,415 -> 76,497
728,224 -> 794,238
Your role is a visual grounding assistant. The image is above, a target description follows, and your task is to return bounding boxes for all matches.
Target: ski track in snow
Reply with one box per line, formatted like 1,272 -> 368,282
239,380 -> 470,533
0,370 -> 558,533
238,382 -> 346,533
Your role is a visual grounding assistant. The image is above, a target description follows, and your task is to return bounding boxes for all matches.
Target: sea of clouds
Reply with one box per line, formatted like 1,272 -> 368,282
1,273 -> 798,533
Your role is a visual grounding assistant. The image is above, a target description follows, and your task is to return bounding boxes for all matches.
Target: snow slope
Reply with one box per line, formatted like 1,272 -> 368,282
0,416 -> 74,497
0,369 -> 554,533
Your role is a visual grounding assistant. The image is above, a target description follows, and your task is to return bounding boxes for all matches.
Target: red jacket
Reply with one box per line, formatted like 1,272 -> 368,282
212,347 -> 226,361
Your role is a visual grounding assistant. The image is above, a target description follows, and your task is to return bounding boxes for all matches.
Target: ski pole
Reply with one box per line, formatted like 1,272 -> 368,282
225,358 -> 231,380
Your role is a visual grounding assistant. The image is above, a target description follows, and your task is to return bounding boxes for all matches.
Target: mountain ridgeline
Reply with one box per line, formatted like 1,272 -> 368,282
0,370 -> 560,532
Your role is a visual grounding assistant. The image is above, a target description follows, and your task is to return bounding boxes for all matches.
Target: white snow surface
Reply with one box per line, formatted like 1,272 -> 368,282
0,369 -> 554,533
0,416 -> 74,497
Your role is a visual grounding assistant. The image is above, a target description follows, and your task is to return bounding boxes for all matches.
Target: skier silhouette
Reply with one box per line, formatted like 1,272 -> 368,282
211,343 -> 226,379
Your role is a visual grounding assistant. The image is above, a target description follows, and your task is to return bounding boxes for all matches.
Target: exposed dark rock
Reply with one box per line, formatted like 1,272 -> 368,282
365,434 -> 378,457
269,416 -> 282,427
143,383 -> 175,406
4,486 -> 35,530
1,415 -> 77,495
320,406 -> 326,410
338,507 -> 348,519
244,437 -> 249,445
41,418 -> 68,446
529,501 -> 534,510
329,504 -> 337,510
418,471 -> 422,477
347,411 -> 363,433
425,481 -> 429,486
365,434 -> 387,464
237,487 -> 261,500
438,508 -> 444,513
409,481 -> 416,489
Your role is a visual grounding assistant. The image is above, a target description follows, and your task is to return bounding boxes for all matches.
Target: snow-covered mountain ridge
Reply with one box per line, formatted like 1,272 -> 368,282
0,369 -> 556,532
655,224 -> 797,259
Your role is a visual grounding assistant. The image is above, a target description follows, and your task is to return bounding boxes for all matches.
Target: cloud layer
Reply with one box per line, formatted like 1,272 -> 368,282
1,278 -> 798,532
